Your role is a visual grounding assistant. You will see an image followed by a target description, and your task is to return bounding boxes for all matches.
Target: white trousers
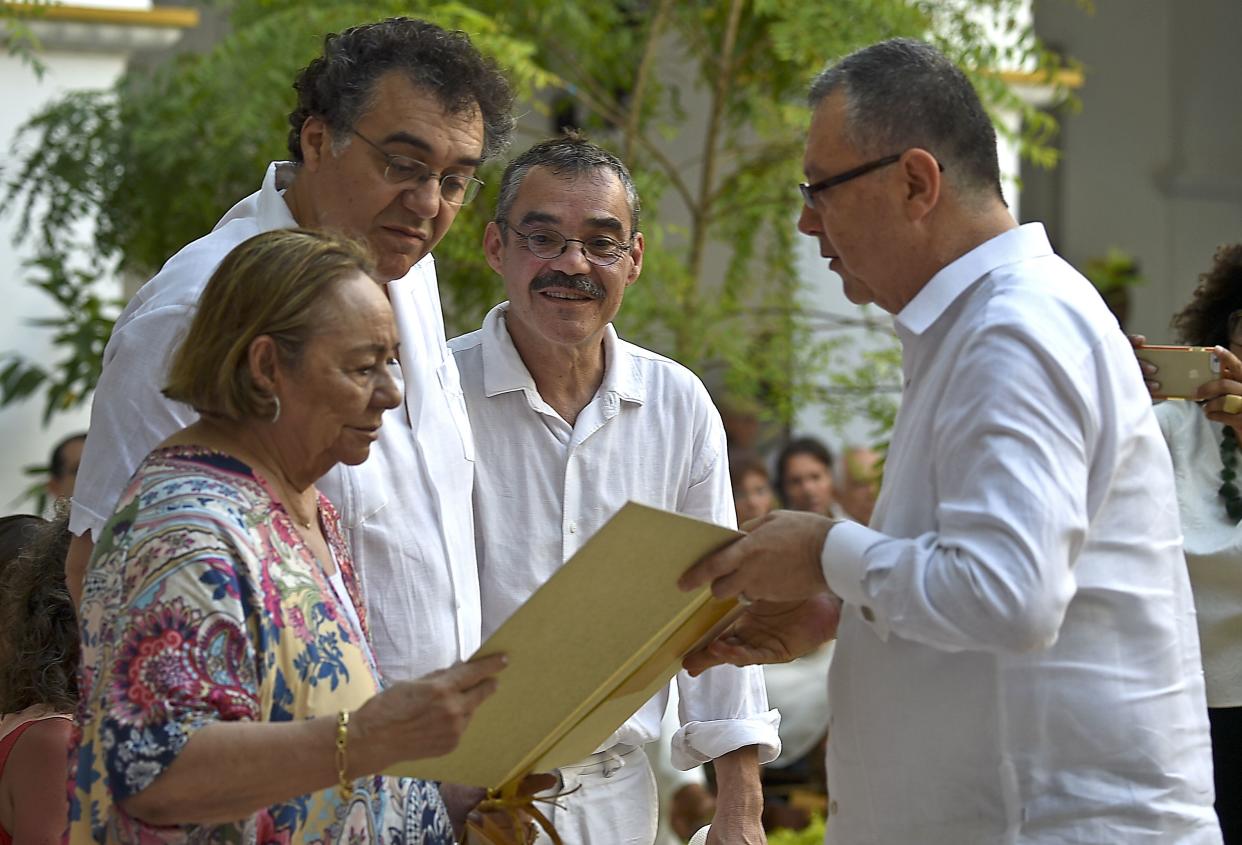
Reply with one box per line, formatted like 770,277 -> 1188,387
534,745 -> 658,845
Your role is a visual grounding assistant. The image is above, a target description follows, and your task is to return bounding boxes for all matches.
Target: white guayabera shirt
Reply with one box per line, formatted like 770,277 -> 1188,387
818,224 -> 1221,844
451,304 -> 780,769
71,162 -> 480,681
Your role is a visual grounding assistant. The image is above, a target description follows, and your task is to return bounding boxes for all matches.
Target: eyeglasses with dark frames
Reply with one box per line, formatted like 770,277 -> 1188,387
799,153 -> 943,209
500,221 -> 634,267
352,130 -> 485,207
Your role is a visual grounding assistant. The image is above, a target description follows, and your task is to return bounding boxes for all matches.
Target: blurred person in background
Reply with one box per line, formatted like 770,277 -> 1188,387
731,451 -> 776,527
1135,243 -> 1242,843
836,446 -> 880,525
70,230 -> 503,844
45,433 -> 85,501
0,511 -> 76,845
775,437 -> 838,517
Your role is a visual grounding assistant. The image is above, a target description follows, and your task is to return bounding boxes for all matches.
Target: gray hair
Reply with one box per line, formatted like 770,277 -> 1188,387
494,133 -> 641,237
808,38 -> 1003,201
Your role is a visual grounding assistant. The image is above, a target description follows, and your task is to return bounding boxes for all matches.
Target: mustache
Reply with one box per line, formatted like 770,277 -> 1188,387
530,270 -> 605,300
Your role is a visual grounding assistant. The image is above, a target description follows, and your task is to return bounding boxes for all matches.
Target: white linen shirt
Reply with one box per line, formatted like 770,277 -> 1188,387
1156,399 -> 1242,707
71,162 -> 479,680
818,224 -> 1220,844
450,304 -> 780,771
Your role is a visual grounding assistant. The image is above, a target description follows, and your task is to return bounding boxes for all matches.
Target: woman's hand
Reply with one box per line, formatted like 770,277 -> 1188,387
1128,334 -> 1164,399
1200,346 -> 1242,433
349,654 -> 507,775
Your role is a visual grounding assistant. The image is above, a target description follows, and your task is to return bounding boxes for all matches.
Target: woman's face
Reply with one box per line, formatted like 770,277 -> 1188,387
271,272 -> 402,479
734,469 -> 776,526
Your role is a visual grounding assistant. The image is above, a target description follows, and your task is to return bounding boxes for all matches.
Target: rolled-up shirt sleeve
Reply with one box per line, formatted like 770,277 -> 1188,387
822,322 -> 1096,656
669,404 -> 781,769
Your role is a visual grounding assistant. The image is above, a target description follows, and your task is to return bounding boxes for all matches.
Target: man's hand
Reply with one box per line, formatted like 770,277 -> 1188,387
439,783 -> 487,840
679,510 -> 834,602
683,594 -> 841,676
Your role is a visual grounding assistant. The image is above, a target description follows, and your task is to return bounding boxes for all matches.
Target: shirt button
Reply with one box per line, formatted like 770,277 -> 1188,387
829,800 -> 839,816
860,606 -> 875,622
568,522 -> 577,534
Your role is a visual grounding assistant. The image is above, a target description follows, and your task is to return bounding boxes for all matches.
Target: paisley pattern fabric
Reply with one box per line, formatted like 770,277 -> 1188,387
70,447 -> 452,844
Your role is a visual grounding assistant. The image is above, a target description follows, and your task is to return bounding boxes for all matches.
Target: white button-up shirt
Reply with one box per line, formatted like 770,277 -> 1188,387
71,162 -> 479,680
450,305 -> 780,770
818,224 -> 1219,843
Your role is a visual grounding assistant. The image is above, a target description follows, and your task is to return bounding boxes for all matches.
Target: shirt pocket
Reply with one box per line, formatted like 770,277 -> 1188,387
437,356 -> 476,463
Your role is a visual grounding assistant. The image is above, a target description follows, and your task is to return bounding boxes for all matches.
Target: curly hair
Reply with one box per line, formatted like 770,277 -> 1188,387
0,511 -> 78,714
1171,244 -> 1242,347
287,17 -> 515,163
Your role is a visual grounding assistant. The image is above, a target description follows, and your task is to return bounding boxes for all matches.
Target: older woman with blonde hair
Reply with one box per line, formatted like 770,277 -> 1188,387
72,229 -> 504,844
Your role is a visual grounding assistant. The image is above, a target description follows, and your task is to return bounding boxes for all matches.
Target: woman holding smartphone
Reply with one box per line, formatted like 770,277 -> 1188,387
1135,243 -> 1242,843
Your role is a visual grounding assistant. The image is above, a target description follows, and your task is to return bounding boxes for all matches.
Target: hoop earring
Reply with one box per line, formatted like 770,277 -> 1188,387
270,395 -> 282,424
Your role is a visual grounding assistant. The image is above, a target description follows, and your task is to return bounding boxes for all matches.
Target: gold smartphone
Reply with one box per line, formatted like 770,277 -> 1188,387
1135,345 -> 1220,399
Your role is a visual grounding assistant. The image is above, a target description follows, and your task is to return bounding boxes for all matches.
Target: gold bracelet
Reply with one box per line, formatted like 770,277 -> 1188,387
336,709 -> 352,799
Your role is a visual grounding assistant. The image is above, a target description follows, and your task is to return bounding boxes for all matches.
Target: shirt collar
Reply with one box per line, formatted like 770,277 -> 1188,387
480,303 -> 645,405
262,161 -> 300,230
895,223 -> 1054,338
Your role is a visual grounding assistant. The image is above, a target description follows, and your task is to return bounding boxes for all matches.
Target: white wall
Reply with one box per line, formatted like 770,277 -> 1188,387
0,50 -> 131,510
1031,0 -> 1242,338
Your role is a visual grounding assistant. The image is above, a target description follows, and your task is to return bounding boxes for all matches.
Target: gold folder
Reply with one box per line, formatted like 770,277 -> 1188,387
384,501 -> 743,790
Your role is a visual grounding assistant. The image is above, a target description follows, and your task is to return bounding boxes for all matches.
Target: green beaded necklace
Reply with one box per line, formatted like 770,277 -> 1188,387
1220,426 -> 1242,520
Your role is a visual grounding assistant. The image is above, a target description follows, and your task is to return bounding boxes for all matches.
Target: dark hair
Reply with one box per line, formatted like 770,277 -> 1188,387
0,514 -> 44,575
494,132 -> 641,236
729,451 -> 770,490
775,437 -> 834,499
808,38 -> 1003,202
49,432 -> 86,479
287,17 -> 515,163
0,511 -> 78,714
1171,244 -> 1242,347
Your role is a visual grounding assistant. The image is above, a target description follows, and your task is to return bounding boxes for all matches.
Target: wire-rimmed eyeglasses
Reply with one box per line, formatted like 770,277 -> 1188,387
500,221 -> 634,267
352,130 -> 484,207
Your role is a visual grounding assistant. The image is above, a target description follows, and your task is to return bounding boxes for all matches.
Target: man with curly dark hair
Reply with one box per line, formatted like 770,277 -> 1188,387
0,512 -> 76,844
64,23 -> 515,830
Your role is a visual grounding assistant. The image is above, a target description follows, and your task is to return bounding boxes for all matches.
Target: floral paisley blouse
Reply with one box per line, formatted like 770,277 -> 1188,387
70,447 -> 452,844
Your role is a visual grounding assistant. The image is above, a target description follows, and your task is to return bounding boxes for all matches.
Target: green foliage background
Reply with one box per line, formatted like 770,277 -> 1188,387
2,0 -> 1076,440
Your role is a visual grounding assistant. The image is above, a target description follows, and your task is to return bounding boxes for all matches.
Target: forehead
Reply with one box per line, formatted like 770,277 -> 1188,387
510,166 -> 631,233
315,273 -> 396,340
803,93 -> 853,178
356,72 -> 484,159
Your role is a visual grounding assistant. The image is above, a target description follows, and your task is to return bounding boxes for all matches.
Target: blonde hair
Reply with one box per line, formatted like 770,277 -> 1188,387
163,228 -> 376,421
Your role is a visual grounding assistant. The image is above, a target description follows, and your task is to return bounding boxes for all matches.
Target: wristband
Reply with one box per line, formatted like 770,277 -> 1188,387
336,710 -> 352,799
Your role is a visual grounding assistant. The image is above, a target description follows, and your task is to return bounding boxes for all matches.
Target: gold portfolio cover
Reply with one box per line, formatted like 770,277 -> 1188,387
383,502 -> 742,789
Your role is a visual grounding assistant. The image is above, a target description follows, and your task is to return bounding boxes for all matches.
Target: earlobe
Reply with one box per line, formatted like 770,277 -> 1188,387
300,116 -> 330,171
626,232 -> 645,285
483,222 -> 505,275
248,336 -> 280,394
902,149 -> 941,221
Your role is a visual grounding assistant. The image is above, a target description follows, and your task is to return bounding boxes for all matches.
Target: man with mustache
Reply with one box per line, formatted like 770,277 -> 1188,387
449,135 -> 777,844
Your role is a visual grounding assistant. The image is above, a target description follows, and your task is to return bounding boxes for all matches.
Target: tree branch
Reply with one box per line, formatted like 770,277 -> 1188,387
623,0 -> 674,163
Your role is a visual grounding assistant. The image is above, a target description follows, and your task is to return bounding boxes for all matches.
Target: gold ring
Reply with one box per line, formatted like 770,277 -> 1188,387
1223,394 -> 1242,415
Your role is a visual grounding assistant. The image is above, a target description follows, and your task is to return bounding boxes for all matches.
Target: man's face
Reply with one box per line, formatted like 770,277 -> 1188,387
298,71 -> 485,281
797,92 -> 905,313
484,166 -> 644,353
782,453 -> 836,516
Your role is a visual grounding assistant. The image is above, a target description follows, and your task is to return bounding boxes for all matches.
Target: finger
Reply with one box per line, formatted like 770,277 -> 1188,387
708,567 -> 752,601
1128,333 -> 1147,349
1196,378 -> 1242,402
682,644 -> 727,676
459,676 -> 500,713
1216,346 -> 1242,380
444,653 -> 508,688
679,536 -> 746,591
518,772 -> 558,795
